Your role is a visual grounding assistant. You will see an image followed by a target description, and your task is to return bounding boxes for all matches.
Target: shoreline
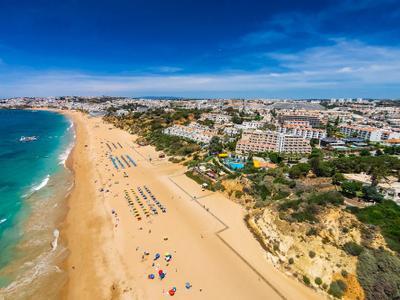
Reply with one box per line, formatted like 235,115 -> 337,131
0,109 -> 74,299
56,110 -> 323,300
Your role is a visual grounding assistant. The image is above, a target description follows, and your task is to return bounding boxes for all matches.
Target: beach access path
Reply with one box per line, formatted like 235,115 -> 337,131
61,111 -> 324,300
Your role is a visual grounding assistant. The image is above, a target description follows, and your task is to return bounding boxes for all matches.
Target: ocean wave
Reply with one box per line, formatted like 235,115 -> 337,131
32,175 -> 50,192
0,218 -> 7,225
59,120 -> 75,166
67,120 -> 74,131
58,142 -> 74,166
23,175 -> 50,198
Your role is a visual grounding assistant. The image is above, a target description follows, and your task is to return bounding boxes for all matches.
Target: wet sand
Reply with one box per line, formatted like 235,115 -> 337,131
60,111 -> 324,300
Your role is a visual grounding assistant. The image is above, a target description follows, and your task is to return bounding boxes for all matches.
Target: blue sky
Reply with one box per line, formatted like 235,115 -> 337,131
0,0 -> 399,98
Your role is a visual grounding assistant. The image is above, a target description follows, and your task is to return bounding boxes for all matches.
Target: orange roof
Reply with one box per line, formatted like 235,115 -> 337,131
386,138 -> 400,144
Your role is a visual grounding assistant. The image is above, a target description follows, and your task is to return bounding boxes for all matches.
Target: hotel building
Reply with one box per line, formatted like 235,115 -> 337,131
339,125 -> 400,142
278,125 -> 327,140
236,130 -> 311,154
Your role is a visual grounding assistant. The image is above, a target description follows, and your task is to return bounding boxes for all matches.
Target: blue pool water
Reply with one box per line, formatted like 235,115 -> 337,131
225,158 -> 245,170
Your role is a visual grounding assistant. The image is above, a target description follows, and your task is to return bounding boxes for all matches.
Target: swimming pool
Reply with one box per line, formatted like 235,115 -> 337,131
224,159 -> 245,170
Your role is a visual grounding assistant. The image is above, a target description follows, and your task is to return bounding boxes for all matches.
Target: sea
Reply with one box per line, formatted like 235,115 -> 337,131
0,109 -> 74,298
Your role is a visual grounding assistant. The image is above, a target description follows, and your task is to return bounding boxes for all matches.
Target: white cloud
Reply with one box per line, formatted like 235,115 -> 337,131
0,40 -> 399,98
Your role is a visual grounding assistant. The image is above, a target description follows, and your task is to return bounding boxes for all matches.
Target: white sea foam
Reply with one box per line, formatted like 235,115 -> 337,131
58,143 -> 74,166
32,175 -> 50,192
0,218 -> 7,225
51,229 -> 59,251
59,120 -> 75,166
67,119 -> 73,131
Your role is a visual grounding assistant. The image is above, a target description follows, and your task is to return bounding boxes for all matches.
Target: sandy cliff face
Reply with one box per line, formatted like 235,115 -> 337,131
249,206 -> 389,300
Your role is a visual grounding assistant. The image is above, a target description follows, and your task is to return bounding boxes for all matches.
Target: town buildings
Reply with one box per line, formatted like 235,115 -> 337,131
163,123 -> 217,144
339,125 -> 400,142
236,130 -> 312,154
278,124 -> 327,140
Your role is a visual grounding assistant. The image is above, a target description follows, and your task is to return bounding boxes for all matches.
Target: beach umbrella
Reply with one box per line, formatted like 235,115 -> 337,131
185,282 -> 191,289
160,272 -> 165,279
154,253 -> 160,260
148,274 -> 155,280
168,289 -> 175,296
158,269 -> 163,275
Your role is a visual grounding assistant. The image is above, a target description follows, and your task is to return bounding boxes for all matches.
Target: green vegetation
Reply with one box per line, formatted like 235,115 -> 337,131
303,275 -> 311,286
279,191 -> 344,223
104,108 -> 210,158
357,248 -> 400,300
288,163 -> 310,179
208,136 -> 223,154
328,280 -> 347,298
343,241 -> 364,256
356,200 -> 400,253
362,185 -> 384,203
315,277 -> 323,285
340,180 -> 362,197
185,171 -> 212,188
148,130 -> 200,156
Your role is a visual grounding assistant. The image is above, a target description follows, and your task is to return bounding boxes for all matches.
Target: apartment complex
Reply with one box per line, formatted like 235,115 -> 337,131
339,125 -> 400,142
201,113 -> 231,124
236,130 -> 311,154
163,123 -> 217,144
278,125 -> 327,140
278,114 -> 322,127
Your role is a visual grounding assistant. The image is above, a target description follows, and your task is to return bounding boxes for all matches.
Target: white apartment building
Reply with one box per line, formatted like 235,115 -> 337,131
236,130 -> 311,154
278,125 -> 327,140
234,120 -> 265,130
340,125 -> 400,142
223,126 -> 240,136
163,123 -> 217,144
201,113 -> 231,124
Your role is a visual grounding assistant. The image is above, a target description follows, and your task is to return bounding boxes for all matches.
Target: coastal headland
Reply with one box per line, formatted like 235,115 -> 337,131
60,110 -> 322,300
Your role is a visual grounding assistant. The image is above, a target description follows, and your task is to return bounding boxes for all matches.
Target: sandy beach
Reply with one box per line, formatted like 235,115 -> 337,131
60,110 -> 324,300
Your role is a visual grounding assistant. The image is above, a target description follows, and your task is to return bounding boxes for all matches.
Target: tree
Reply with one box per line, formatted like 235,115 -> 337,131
332,173 -> 346,185
289,163 -> 311,179
268,152 -> 283,164
359,149 -> 371,156
375,149 -> 384,156
341,180 -> 362,197
208,136 -> 223,154
232,114 -> 243,124
362,185 -> 384,203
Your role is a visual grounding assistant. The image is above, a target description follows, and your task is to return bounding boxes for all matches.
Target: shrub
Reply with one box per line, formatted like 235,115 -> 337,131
328,280 -> 347,298
343,242 -> 364,256
288,258 -> 294,264
309,251 -> 316,258
357,248 -> 400,300
234,190 -> 244,198
315,277 -> 323,285
341,180 -> 362,197
303,275 -> 311,286
289,163 -> 311,179
341,270 -> 348,278
306,227 -> 318,236
356,200 -> 400,253
308,191 -> 344,206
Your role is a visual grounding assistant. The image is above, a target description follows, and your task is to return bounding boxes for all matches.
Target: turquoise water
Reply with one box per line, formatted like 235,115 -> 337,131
224,158 -> 245,170
0,109 -> 73,285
